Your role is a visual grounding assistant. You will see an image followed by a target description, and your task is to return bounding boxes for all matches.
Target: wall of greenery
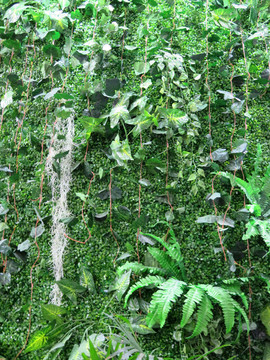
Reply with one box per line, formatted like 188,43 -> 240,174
0,0 -> 270,359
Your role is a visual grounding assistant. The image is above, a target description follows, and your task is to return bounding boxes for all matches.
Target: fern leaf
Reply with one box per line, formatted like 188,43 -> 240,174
117,262 -> 167,277
188,294 -> 213,338
231,299 -> 249,333
256,219 -> 270,249
147,247 -> 180,279
201,285 -> 235,333
180,286 -> 205,328
124,275 -> 165,307
141,232 -> 186,280
220,172 -> 258,205
147,278 -> 186,328
140,232 -> 170,251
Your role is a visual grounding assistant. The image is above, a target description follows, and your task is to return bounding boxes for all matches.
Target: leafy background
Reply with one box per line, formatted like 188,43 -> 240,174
0,0 -> 270,359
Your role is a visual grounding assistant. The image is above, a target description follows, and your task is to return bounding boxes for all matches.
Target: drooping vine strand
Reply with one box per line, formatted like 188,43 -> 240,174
205,0 -> 213,162
240,18 -> 253,360
136,4 -> 150,262
164,0 -> 176,242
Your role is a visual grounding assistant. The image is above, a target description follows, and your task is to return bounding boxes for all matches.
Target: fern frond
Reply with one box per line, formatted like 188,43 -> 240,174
200,285 -> 235,333
124,275 -> 165,307
147,247 -> 180,279
231,299 -> 250,333
147,278 -> 186,328
117,262 -> 167,277
180,286 -> 205,328
140,232 -> 170,252
141,232 -> 186,280
188,294 -> 213,338
256,219 -> 270,249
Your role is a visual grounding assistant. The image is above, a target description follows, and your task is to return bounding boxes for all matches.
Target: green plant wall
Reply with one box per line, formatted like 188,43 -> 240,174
0,0 -> 270,359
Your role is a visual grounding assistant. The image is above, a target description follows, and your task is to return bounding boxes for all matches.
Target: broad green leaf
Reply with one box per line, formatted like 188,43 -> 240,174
41,304 -> 66,323
0,222 -> 9,232
134,62 -> 150,75
1,91 -> 13,109
43,333 -> 72,360
3,39 -> 21,51
4,3 -> 28,23
75,193 -> 88,202
24,325 -> 52,353
17,240 -> 31,252
59,0 -> 70,9
158,108 -> 188,129
56,279 -> 86,304
109,105 -> 130,128
79,117 -> 104,139
126,110 -> 158,137
110,270 -> 131,301
43,44 -> 62,58
261,305 -> 270,336
110,135 -> 133,167
79,266 -> 96,293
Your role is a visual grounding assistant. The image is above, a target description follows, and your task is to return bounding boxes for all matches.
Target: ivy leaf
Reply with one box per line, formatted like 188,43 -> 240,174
110,135 -> 133,167
188,173 -> 197,181
17,240 -> 31,252
231,100 -> 244,114
24,325 -> 52,353
0,202 -> 9,216
188,98 -> 207,112
59,0 -> 70,9
43,44 -> 62,59
4,3 -> 28,23
1,91 -> 13,109
126,110 -> 158,136
79,116 -> 104,139
134,62 -> 150,75
30,224 -> 44,238
56,279 -> 86,304
0,239 -> 11,255
158,108 -> 188,129
75,192 -> 88,202
211,148 -> 229,162
196,215 -> 235,228
109,105 -> 130,128
44,88 -> 61,100
0,273 -> 11,285
0,222 -> 9,232
217,90 -> 234,100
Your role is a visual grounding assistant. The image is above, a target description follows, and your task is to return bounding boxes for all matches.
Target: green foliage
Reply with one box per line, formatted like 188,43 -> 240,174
116,228 -> 249,337
0,0 -> 269,358
220,144 -> 270,250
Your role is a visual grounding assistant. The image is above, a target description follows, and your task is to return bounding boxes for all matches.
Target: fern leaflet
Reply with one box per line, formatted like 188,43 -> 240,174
124,275 -> 165,307
188,294 -> 213,338
147,278 -> 186,328
147,247 -> 180,279
201,285 -> 235,333
117,262 -> 167,277
180,286 -> 205,328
